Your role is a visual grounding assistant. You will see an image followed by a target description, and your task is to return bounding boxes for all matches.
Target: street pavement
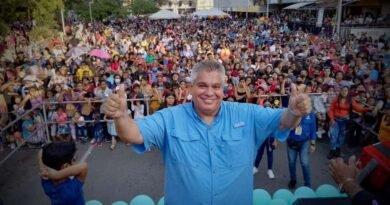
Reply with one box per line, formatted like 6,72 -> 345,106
0,138 -> 359,205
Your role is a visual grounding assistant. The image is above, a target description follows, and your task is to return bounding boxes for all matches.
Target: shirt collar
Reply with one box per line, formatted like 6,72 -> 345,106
189,101 -> 223,126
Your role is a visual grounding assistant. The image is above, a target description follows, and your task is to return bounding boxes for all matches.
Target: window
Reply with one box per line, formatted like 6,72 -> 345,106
189,1 -> 192,7
178,1 -> 182,7
168,1 -> 172,7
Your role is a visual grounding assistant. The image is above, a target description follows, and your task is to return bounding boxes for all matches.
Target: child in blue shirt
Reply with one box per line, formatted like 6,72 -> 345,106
39,142 -> 88,205
90,111 -> 104,146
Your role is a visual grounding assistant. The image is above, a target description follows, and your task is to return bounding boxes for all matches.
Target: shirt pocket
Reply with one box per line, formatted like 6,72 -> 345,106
168,129 -> 201,168
220,127 -> 251,168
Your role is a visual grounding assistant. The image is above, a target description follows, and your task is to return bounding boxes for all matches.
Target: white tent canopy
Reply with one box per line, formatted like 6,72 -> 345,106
283,2 -> 314,10
149,10 -> 181,20
192,8 -> 230,17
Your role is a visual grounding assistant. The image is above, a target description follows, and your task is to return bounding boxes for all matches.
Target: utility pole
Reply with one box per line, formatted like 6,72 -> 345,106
89,0 -> 94,23
266,0 -> 269,18
336,0 -> 342,35
246,0 -> 249,19
61,9 -> 65,34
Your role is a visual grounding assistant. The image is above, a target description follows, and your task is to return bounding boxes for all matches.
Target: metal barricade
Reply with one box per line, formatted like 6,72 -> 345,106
0,97 -> 150,167
0,103 -> 46,167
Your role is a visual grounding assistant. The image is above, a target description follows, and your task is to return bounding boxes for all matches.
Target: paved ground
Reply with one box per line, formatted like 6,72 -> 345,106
0,138 -> 360,205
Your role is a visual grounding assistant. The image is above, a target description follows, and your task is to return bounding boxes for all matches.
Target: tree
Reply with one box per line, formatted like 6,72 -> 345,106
130,0 -> 159,16
71,0 -> 128,21
0,0 -> 63,38
0,0 -> 26,36
31,0 -> 64,28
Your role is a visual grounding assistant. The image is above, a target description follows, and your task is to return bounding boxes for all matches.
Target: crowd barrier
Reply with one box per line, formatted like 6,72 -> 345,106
84,184 -> 348,205
0,92 -> 380,166
0,98 -> 150,166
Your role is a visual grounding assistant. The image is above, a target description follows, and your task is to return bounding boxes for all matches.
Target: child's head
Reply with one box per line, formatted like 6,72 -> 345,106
14,96 -> 22,104
92,111 -> 100,120
57,106 -> 64,114
23,113 -> 32,121
74,111 -> 81,118
42,142 -> 76,170
367,97 -> 376,106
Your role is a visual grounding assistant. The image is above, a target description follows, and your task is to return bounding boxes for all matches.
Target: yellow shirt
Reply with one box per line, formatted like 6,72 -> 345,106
379,115 -> 390,143
76,66 -> 93,80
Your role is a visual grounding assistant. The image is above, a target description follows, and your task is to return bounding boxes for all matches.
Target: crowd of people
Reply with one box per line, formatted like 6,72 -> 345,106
0,13 -> 389,155
0,9 -> 388,205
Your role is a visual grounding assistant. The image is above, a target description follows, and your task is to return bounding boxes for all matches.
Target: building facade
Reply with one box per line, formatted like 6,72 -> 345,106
158,0 -> 196,14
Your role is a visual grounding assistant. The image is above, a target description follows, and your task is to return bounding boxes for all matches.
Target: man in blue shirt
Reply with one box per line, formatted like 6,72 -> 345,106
104,61 -> 312,205
286,111 -> 317,189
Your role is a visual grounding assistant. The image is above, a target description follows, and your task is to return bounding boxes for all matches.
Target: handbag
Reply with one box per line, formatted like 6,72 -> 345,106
287,138 -> 306,150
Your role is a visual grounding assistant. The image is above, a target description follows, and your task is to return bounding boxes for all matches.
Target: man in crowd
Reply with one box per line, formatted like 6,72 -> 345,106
104,60 -> 312,204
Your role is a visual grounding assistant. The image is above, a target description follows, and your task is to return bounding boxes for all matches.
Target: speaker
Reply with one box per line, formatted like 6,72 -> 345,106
292,197 -> 351,205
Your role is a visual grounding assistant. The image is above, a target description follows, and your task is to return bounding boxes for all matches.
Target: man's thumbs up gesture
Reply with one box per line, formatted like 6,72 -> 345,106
288,84 -> 312,117
104,84 -> 128,119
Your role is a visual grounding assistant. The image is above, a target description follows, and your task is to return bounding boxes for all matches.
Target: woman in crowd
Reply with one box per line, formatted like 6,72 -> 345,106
235,77 -> 250,103
327,86 -> 371,159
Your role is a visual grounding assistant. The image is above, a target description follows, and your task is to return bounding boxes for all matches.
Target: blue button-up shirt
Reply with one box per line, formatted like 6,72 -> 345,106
288,112 -> 317,142
133,101 -> 289,205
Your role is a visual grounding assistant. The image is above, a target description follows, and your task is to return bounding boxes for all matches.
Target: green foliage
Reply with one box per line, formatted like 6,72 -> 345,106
29,25 -> 56,41
0,0 -> 63,37
0,21 -> 10,37
30,0 -> 64,28
72,0 -> 128,21
130,0 -> 159,16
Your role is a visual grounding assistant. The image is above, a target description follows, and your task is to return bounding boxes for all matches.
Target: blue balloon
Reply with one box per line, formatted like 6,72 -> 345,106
269,199 -> 288,205
112,201 -> 128,205
315,184 -> 340,198
86,200 -> 103,205
130,195 -> 155,205
289,196 -> 298,205
339,193 -> 348,197
294,186 -> 316,198
273,189 -> 294,204
157,197 -> 164,205
253,189 -> 271,205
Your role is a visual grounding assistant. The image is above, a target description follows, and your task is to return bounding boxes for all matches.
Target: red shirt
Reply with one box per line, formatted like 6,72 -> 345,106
111,62 -> 119,73
231,69 -> 239,77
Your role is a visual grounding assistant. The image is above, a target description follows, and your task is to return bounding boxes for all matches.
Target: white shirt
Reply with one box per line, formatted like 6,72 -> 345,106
131,103 -> 144,120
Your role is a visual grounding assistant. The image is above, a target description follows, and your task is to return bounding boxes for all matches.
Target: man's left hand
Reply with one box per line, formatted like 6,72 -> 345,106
288,84 -> 312,117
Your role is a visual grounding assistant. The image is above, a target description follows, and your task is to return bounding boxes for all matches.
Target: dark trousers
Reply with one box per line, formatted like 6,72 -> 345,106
254,137 -> 274,169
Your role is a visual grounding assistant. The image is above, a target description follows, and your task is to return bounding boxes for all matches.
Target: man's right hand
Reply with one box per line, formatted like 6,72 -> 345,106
104,84 -> 127,119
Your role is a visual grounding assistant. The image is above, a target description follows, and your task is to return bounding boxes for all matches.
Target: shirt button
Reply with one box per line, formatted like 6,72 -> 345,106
213,170 -> 216,174
210,147 -> 214,152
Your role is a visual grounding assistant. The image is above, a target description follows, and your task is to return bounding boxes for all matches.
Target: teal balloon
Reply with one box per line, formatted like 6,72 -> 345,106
130,195 -> 155,205
339,193 -> 348,198
316,184 -> 340,198
112,201 -> 128,205
157,197 -> 164,205
269,199 -> 288,205
289,196 -> 299,205
253,189 -> 271,205
273,189 -> 294,204
86,200 -> 103,205
294,186 -> 316,198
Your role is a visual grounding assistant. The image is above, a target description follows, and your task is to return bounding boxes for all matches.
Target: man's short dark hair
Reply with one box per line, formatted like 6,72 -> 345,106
42,142 -> 77,170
